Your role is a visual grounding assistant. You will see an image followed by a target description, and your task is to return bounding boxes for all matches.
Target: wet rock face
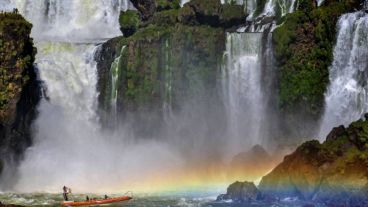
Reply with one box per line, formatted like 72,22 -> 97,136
0,12 -> 41,169
258,116 -> 368,205
217,181 -> 261,203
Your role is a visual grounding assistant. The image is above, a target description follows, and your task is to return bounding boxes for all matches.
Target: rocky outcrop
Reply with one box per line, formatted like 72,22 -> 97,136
217,181 -> 261,203
97,0 -> 245,135
259,116 -> 368,206
0,12 -> 41,173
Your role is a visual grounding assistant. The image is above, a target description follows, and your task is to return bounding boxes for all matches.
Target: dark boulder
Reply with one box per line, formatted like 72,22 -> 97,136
325,125 -> 345,142
217,181 -> 261,203
130,0 -> 156,20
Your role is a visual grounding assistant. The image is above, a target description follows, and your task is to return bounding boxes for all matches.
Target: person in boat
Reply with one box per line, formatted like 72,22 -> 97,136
104,195 -> 109,199
86,196 -> 90,201
62,186 -> 69,201
62,186 -> 72,201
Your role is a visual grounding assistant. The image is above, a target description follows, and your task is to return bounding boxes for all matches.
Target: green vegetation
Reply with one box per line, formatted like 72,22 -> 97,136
115,23 -> 224,111
273,0 -> 363,116
297,117 -> 368,166
156,0 -> 180,11
109,0 -> 245,112
119,10 -> 141,37
0,11 -> 36,122
259,116 -> 368,202
145,9 -> 179,27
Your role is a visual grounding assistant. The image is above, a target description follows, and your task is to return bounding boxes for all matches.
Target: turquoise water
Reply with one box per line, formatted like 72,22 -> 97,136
0,193 -> 320,207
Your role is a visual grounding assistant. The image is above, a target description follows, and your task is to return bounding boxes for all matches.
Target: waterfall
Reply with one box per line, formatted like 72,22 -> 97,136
222,33 -> 266,152
1,0 -> 131,41
319,11 -> 368,139
110,46 -> 126,124
258,0 -> 297,18
1,0 -> 180,192
317,0 -> 324,6
0,0 -> 281,192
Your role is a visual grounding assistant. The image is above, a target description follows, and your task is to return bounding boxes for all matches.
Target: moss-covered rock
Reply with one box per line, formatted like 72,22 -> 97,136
274,0 -> 364,118
99,0 -> 248,137
115,24 -> 225,111
98,19 -> 226,135
259,116 -> 368,205
145,9 -> 180,27
0,11 -> 41,166
0,12 -> 36,122
119,10 -> 141,37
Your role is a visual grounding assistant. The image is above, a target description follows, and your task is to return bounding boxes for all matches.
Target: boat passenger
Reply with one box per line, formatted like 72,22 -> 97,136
62,186 -> 69,201
86,196 -> 89,201
105,195 -> 109,199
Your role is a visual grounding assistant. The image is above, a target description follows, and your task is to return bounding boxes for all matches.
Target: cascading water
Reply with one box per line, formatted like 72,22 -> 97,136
3,0 -> 131,41
109,46 -> 126,125
260,0 -> 297,17
0,0 -> 182,192
222,33 -> 265,153
319,11 -> 368,139
0,0 -> 294,194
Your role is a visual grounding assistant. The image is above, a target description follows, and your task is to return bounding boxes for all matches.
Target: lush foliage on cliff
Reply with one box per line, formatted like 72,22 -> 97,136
259,116 -> 368,204
274,0 -> 364,116
119,10 -> 141,37
0,11 -> 36,123
100,0 -> 244,114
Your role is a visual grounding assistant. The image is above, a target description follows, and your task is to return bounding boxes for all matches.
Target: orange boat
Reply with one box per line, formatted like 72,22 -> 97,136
61,195 -> 132,206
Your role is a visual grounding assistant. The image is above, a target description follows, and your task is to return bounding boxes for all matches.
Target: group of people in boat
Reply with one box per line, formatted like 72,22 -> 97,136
85,195 -> 109,201
63,186 -> 109,201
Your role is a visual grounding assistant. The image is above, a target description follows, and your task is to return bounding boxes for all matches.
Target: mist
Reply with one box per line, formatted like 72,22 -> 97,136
0,0 -> 308,194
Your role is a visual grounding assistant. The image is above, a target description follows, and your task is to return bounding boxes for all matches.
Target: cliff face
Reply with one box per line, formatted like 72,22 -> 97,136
96,0 -> 245,135
259,116 -> 368,205
0,12 -> 41,172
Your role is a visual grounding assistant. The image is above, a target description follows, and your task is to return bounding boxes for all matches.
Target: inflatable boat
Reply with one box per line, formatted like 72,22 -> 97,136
61,195 -> 132,206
